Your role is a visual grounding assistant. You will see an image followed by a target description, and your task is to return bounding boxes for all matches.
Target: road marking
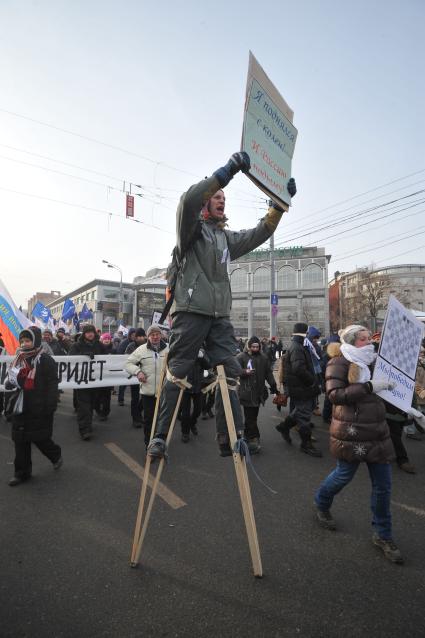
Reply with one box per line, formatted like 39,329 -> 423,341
104,442 -> 186,510
391,500 -> 425,518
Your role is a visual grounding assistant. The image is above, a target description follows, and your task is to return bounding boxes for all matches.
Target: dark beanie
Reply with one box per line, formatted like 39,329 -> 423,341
19,326 -> 42,348
135,328 -> 146,338
248,336 -> 261,347
293,322 -> 308,334
82,324 -> 96,335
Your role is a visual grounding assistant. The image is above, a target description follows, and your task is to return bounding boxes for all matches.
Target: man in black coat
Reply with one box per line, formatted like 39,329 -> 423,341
6,326 -> 62,486
117,328 -> 136,406
69,324 -> 103,440
276,322 -> 322,457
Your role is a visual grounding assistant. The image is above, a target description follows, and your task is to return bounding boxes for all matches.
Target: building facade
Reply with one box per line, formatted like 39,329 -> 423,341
47,279 -> 136,331
330,264 -> 425,331
229,246 -> 330,342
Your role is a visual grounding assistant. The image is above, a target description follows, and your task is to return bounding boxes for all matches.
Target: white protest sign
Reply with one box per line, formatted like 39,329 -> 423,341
0,354 -> 139,391
241,51 -> 298,209
372,296 -> 424,411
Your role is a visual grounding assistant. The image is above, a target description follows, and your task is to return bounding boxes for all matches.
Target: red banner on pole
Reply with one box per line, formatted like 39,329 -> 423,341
126,194 -> 134,218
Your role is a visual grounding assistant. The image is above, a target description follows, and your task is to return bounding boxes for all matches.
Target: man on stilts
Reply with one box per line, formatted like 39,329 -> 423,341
147,151 -> 296,459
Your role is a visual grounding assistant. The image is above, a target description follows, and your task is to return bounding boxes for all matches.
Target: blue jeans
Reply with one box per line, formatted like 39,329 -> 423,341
315,460 -> 393,540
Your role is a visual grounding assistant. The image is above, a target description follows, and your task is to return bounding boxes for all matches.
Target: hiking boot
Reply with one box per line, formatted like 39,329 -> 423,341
8,475 -> 31,487
398,462 -> 416,474
276,420 -> 292,444
190,424 -> 198,435
53,457 -> 63,470
217,433 -> 232,457
118,401 -> 124,407
147,437 -> 167,460
181,433 -> 190,443
315,506 -> 336,530
80,431 -> 93,441
247,437 -> 261,455
300,440 -> 322,457
372,534 -> 404,564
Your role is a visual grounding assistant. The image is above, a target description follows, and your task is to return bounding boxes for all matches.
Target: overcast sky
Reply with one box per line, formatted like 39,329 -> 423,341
1,0 -> 424,307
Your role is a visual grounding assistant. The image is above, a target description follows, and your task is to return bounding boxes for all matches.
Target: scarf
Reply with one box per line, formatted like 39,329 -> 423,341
7,346 -> 42,391
340,343 -> 376,382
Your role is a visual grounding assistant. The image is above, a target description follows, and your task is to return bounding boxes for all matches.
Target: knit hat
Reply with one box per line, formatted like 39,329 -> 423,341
82,324 -> 96,335
135,328 -> 146,338
56,328 -> 65,335
128,328 -> 136,337
307,326 -> 321,339
248,336 -> 261,348
293,322 -> 308,335
147,324 -> 162,337
43,329 -> 53,336
19,326 -> 42,348
100,333 -> 112,342
328,333 -> 341,343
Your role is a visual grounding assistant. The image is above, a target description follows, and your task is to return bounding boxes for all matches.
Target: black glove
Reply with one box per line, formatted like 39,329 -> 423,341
225,151 -> 251,175
214,152 -> 251,188
287,177 -> 297,197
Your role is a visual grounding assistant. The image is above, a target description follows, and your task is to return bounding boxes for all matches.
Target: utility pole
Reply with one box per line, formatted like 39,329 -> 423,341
102,260 -> 123,322
270,234 -> 277,338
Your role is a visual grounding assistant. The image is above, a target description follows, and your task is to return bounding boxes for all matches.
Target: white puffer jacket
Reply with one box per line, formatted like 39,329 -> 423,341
125,342 -> 168,396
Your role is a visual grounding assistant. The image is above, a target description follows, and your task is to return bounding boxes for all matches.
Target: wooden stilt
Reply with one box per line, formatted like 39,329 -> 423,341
130,357 -> 168,566
216,365 -> 263,577
131,385 -> 185,567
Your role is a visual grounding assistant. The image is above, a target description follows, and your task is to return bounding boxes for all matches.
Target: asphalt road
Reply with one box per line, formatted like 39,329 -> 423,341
1,388 -> 424,638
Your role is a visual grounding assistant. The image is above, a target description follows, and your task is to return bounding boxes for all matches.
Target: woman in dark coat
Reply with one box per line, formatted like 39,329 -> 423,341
237,336 -> 278,454
5,326 -> 61,486
314,324 -> 403,564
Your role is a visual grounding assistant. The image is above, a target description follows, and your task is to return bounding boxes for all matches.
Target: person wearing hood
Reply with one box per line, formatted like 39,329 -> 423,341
69,324 -> 103,440
314,324 -> 403,564
147,151 -> 296,460
5,326 -> 62,486
275,322 -> 322,457
237,336 -> 278,454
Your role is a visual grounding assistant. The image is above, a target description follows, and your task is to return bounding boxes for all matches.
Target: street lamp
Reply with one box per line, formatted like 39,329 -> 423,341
102,259 -> 123,322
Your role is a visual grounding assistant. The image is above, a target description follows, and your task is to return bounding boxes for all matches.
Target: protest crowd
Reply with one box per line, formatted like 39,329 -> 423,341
2,152 -> 425,570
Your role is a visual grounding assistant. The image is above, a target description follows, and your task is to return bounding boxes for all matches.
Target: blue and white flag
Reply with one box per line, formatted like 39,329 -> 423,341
32,301 -> 52,324
62,298 -> 76,321
79,303 -> 93,321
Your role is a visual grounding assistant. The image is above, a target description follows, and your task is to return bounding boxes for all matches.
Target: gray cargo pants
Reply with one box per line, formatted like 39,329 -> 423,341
155,312 -> 243,436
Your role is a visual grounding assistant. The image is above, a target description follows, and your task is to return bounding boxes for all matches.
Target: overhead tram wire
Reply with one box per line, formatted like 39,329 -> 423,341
330,225 -> 425,262
0,108 -> 264,204
0,142 -> 264,209
273,176 -> 425,243
287,202 -> 425,255
332,243 -> 425,270
273,191 -> 425,248
0,185 -> 174,234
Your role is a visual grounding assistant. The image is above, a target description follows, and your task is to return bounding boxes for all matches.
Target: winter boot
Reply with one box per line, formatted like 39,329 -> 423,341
275,414 -> 296,444
217,433 -> 232,457
247,437 -> 261,455
372,534 -> 403,564
300,438 -> 322,457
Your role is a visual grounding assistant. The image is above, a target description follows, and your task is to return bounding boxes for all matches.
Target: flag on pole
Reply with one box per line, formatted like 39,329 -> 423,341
79,303 -> 93,321
62,298 -> 76,321
0,279 -> 32,354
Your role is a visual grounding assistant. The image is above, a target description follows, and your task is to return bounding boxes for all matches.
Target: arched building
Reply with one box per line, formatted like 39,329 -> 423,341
229,246 -> 331,342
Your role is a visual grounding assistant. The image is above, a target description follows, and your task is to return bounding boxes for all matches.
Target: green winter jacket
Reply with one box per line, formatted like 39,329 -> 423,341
171,174 -> 285,318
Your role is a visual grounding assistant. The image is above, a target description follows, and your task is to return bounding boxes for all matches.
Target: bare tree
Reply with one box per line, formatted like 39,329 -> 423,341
301,300 -> 315,324
342,272 -> 392,330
